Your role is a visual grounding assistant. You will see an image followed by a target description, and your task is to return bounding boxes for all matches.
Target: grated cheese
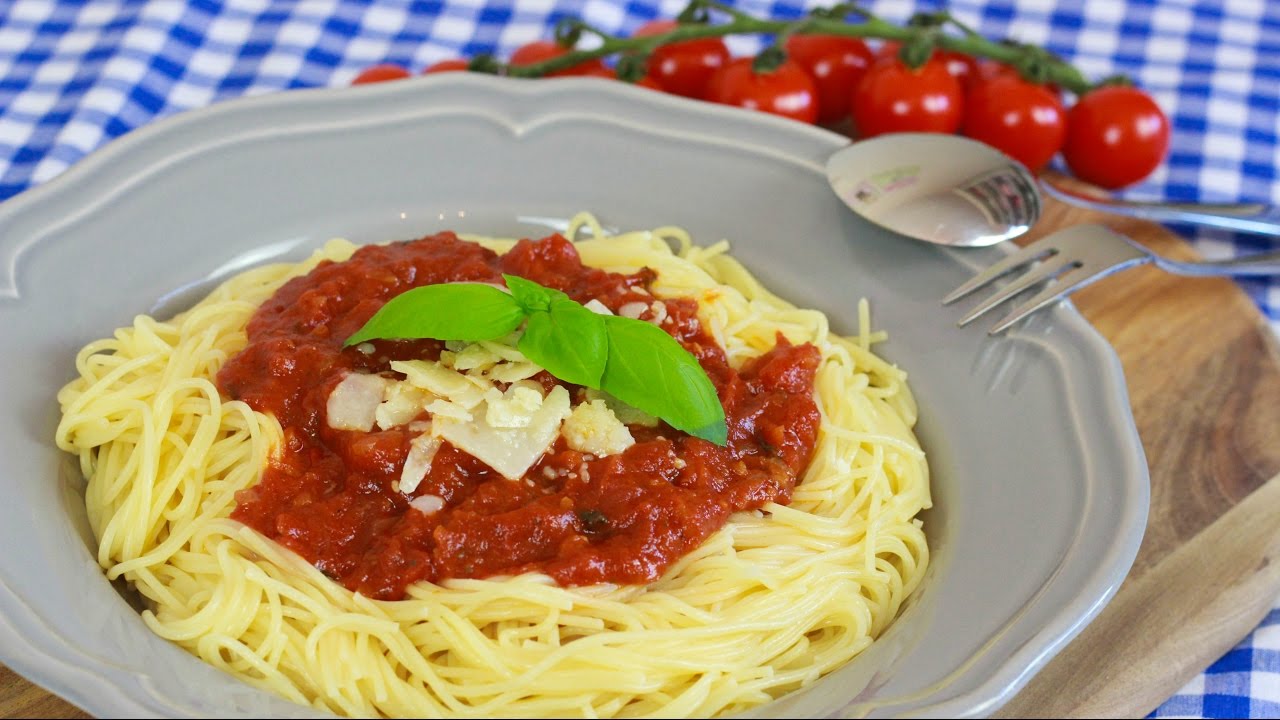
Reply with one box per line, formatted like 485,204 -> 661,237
562,399 -> 635,457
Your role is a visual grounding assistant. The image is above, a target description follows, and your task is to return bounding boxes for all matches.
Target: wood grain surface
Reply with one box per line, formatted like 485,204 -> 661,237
5,186 -> 1280,719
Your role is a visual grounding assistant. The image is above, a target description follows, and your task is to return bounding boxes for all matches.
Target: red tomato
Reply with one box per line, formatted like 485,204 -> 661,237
977,60 -> 1063,97
876,40 -> 900,60
618,72 -> 666,89
549,64 -> 661,88
578,65 -> 618,79
937,49 -> 978,88
963,75 -> 1066,171
706,57 -> 819,124
635,19 -> 730,98
977,60 -> 1019,83
632,74 -> 663,90
877,42 -> 976,87
851,57 -> 964,137
423,59 -> 469,74
784,34 -> 874,123
509,40 -> 607,77
352,64 -> 411,85
1062,85 -> 1170,188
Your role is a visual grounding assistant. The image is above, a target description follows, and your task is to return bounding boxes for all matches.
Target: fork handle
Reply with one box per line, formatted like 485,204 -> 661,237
1042,181 -> 1280,236
1156,250 -> 1280,277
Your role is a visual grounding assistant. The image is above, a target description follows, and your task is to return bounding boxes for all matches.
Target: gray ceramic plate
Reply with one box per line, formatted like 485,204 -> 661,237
0,75 -> 1148,718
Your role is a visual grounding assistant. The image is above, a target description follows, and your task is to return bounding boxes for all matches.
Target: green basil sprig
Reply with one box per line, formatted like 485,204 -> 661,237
343,275 -> 727,445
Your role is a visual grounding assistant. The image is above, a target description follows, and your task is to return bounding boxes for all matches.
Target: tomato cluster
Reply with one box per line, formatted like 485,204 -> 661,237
351,25 -> 1170,189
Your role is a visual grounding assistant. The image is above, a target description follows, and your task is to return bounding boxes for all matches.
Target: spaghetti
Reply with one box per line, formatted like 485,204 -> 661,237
55,214 -> 930,717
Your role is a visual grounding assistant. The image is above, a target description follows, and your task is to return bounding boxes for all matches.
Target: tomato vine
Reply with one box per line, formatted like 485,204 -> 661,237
490,1 -> 1113,95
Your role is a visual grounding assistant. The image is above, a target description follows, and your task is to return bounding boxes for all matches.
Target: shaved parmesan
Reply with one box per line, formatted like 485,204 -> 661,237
326,373 -> 389,431
435,340 -> 545,385
376,382 -> 431,430
563,399 -> 635,457
400,431 -> 442,494
427,399 -> 472,422
453,343 -> 501,372
393,360 -> 488,409
486,361 -> 543,383
433,385 -> 572,480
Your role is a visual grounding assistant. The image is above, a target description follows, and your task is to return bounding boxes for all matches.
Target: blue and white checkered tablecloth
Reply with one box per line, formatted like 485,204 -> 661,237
1,1 -> 1277,717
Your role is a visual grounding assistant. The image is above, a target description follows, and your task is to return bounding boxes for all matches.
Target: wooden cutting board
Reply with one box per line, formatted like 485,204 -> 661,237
995,182 -> 1280,718
4,179 -> 1280,718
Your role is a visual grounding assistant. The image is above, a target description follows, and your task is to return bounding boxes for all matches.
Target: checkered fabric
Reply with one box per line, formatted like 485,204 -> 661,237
1,1 -> 1277,716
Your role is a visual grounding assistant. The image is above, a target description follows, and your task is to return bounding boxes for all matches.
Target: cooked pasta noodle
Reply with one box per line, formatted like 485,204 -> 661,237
55,213 -> 930,717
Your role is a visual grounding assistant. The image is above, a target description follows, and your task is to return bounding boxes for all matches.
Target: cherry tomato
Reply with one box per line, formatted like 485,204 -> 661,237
576,66 -> 663,87
877,42 -> 976,87
963,75 -> 1066,171
936,49 -> 978,88
352,64 -> 411,85
542,63 -> 661,89
976,60 -> 1062,97
706,57 -> 819,124
578,65 -> 619,79
977,60 -> 1022,83
509,40 -> 607,77
423,59 -> 469,74
784,34 -> 874,123
851,57 -> 964,137
635,19 -> 730,98
630,74 -> 664,90
1062,85 -> 1170,188
615,72 -> 666,90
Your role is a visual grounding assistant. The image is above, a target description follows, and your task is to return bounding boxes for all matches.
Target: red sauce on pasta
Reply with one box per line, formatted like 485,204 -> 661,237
218,233 -> 820,600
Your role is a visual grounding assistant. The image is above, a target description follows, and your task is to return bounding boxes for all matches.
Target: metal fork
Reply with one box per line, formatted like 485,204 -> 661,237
943,224 -> 1280,334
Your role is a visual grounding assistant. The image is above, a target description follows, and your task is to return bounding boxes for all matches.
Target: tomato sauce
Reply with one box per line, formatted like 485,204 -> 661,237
218,233 -> 821,600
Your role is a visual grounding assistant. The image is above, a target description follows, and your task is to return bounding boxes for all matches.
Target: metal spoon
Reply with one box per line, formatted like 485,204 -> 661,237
825,133 -> 1041,247
826,132 -> 1280,246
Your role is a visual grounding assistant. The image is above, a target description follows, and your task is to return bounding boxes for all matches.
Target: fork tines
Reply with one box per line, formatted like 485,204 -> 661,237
943,224 -> 1152,334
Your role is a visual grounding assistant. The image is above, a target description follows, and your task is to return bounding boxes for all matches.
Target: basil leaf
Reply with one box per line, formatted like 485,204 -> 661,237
344,283 -> 524,346
600,316 -> 727,445
504,274 -> 560,314
344,273 -> 728,448
518,297 -> 607,387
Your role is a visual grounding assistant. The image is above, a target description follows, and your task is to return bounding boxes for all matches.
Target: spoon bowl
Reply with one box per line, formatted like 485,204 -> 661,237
826,133 -> 1041,247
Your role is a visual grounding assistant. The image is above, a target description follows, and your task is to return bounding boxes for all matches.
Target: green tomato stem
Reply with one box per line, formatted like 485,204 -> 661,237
501,1 -> 1099,95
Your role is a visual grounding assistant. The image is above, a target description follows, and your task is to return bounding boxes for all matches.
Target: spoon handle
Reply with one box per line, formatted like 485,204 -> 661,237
1155,250 -> 1280,278
1041,180 -> 1280,236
